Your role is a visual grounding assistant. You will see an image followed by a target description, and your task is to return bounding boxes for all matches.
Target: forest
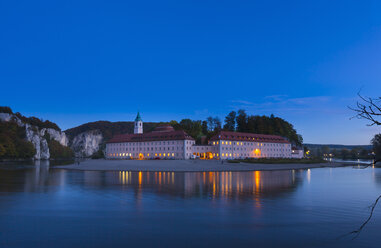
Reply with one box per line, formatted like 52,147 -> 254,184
66,109 -> 303,146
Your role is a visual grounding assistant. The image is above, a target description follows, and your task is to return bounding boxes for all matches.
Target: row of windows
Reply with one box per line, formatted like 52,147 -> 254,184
108,153 -> 178,157
109,141 -> 184,147
212,141 -> 289,147
108,146 -> 183,152
221,147 -> 287,152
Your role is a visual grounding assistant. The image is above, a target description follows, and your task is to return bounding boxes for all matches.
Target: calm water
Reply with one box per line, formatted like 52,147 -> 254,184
1,162 -> 381,248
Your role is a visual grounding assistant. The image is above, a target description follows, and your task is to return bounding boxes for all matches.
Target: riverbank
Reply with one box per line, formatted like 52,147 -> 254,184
55,159 -> 360,172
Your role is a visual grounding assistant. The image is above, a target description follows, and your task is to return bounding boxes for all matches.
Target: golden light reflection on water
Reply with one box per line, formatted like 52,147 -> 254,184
115,170 -> 297,204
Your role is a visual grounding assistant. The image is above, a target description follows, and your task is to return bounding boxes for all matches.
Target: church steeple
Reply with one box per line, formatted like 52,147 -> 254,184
134,112 -> 143,134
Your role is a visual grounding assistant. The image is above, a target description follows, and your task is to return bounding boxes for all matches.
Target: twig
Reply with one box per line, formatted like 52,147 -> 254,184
347,195 -> 381,239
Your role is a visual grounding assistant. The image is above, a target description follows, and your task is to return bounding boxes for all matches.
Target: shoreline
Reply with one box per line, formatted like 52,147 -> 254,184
54,159 -> 359,172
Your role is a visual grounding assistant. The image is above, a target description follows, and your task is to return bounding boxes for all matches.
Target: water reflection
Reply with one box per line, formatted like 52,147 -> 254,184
111,170 -> 300,200
0,166 -> 302,201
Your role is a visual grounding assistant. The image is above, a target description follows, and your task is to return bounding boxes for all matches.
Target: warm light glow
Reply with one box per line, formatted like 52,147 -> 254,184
229,141 -> 232,145
213,142 -> 215,145
155,153 -> 158,156
254,149 -> 261,156
147,153 -> 150,157
222,141 -> 225,145
172,153 -> 174,157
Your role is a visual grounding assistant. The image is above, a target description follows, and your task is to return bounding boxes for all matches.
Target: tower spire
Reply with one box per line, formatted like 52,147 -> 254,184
134,111 -> 143,134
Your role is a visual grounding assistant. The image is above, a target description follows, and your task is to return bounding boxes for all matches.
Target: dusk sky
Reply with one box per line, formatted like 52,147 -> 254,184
1,0 -> 381,145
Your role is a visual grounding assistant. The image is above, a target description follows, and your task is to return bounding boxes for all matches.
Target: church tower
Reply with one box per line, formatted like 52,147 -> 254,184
134,111 -> 143,134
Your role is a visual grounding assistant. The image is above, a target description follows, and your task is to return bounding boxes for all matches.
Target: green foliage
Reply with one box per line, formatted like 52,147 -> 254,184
223,111 -> 236,131
223,109 -> 302,146
178,119 -> 203,141
340,149 -> 349,159
0,106 -> 13,114
48,139 -> 74,159
206,116 -> 221,132
0,144 -> 5,156
0,106 -> 60,131
65,121 -> 160,141
91,149 -> 105,159
0,121 -> 36,159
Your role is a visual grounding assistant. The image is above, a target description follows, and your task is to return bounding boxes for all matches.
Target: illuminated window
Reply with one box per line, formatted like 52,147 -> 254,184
217,153 -> 219,156
222,141 -> 224,145
229,153 -> 232,157
226,153 -> 228,157
147,153 -> 150,157
163,153 -> 166,157
222,153 -> 225,157
217,141 -> 219,145
229,141 -> 231,145
172,153 -> 174,157
240,142 -> 243,145
213,142 -> 215,145
167,153 -> 170,157
155,153 -> 157,156
159,153 -> 162,156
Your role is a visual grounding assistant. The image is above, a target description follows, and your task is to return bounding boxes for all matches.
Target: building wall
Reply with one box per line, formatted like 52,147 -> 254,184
291,149 -> 304,159
209,140 -> 292,160
106,139 -> 195,159
106,139 -> 292,160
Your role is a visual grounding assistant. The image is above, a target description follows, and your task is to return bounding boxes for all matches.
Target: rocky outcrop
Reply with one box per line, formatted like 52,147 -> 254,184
41,128 -> 69,147
0,113 -> 69,160
1,111 -> 106,159
70,130 -> 103,157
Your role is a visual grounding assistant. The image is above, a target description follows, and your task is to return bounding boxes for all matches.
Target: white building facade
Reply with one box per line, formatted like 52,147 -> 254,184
106,113 -> 293,160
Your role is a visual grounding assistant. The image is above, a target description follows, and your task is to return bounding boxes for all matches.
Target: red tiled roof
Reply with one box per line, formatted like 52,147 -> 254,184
107,130 -> 194,143
209,131 -> 290,144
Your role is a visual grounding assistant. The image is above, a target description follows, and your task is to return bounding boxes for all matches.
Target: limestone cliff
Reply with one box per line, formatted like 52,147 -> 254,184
70,130 -> 103,157
0,113 -> 69,159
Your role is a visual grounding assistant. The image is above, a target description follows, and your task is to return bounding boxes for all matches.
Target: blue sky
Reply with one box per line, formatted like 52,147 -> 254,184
1,0 -> 381,145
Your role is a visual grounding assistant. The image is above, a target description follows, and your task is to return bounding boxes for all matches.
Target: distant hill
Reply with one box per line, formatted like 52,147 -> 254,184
304,143 -> 372,150
65,121 -> 163,141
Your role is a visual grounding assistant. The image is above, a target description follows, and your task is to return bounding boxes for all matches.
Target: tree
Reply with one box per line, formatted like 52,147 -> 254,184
348,93 -> 381,238
350,148 -> 359,159
372,134 -> 381,161
236,109 -> 247,132
201,121 -> 208,135
206,116 -> 221,132
0,144 -> 5,156
322,146 -> 330,156
223,111 -> 236,131
350,93 -> 381,126
341,149 -> 349,160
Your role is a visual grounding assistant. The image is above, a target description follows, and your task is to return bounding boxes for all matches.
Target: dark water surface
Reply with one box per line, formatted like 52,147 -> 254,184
1,162 -> 381,248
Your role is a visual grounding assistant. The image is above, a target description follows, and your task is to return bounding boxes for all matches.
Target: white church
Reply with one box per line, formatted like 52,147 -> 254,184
105,112 -> 298,160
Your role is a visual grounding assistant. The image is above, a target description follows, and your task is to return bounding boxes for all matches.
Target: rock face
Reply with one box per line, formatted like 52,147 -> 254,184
70,130 -> 103,157
1,112 -> 105,159
0,113 -> 69,160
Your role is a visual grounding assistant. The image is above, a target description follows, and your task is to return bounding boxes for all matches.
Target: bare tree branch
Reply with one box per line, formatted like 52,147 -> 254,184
349,92 -> 381,126
348,195 -> 381,239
